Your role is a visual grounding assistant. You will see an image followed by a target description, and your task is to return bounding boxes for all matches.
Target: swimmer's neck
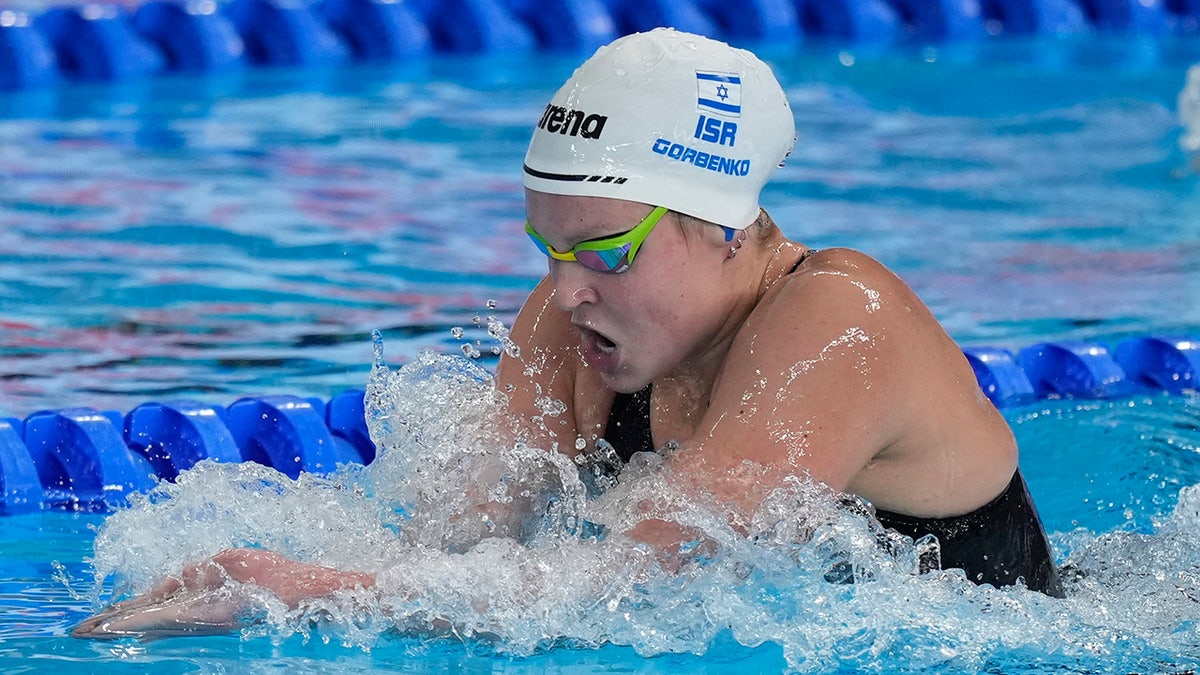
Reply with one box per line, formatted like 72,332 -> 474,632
647,230 -> 807,433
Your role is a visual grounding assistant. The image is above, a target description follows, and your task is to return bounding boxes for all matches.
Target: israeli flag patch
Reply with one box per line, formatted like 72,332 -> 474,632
696,71 -> 742,117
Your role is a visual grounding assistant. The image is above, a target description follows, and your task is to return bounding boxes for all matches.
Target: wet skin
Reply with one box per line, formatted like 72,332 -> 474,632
71,549 -> 372,640
73,193 -> 1018,640
503,192 -> 1017,520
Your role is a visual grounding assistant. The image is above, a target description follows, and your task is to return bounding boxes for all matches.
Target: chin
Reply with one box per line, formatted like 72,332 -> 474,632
602,369 -> 651,394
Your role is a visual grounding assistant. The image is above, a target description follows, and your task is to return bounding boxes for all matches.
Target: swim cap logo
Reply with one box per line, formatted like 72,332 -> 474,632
537,104 -> 608,139
694,114 -> 737,147
696,71 -> 741,117
651,138 -> 750,177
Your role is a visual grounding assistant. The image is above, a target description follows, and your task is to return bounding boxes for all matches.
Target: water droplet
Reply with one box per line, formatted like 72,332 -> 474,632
371,329 -> 386,367
450,327 -> 465,339
535,396 -> 567,417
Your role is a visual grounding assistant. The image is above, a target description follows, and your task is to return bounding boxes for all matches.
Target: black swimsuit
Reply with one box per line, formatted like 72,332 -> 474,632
599,249 -> 1064,597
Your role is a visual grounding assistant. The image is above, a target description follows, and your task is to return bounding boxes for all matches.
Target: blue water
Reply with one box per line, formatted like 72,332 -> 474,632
2,35 -> 1200,673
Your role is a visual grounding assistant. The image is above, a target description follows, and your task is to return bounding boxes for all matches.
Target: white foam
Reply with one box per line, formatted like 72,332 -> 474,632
85,340 -> 1200,671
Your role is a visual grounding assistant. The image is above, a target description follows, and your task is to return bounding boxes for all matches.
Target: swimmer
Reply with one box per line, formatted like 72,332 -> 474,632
73,28 -> 1061,641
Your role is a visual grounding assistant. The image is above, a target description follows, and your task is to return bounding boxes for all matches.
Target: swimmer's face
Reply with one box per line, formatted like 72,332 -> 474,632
524,189 -> 743,392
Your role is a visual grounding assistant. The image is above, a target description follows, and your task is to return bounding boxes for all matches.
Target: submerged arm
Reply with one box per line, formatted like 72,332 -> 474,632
75,282 -> 586,641
72,549 -> 375,640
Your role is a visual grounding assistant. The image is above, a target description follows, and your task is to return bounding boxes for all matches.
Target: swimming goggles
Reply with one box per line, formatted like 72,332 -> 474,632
525,205 -> 669,274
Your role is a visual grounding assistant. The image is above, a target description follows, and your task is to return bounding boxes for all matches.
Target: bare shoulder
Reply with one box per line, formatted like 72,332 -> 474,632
707,246 -> 1016,514
744,246 -> 942,357
694,248 -> 920,486
783,247 -> 923,312
695,246 -> 1009,504
742,246 -> 973,410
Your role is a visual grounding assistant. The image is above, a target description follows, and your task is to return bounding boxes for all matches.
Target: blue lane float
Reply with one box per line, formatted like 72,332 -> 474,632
1078,0 -> 1169,33
963,346 -> 1037,407
125,400 -> 243,482
131,0 -> 247,72
0,335 -> 1196,515
796,0 -> 903,42
0,11 -> 58,90
326,388 -> 376,464
1172,0 -> 1200,31
606,0 -> 718,37
885,0 -> 987,41
223,0 -> 350,66
225,395 -> 350,479
695,0 -> 801,42
0,417 -> 42,515
34,4 -> 165,81
504,0 -> 618,52
411,0 -> 537,52
1015,341 -> 1131,399
979,0 -> 1090,35
1114,336 -> 1200,394
22,408 -> 157,511
3,0 -> 1200,89
316,0 -> 432,60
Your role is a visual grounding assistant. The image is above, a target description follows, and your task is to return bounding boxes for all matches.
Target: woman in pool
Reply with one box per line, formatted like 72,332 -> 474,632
74,27 -> 1060,640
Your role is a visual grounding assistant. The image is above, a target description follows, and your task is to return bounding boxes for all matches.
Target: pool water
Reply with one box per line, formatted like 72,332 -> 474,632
2,35 -> 1200,674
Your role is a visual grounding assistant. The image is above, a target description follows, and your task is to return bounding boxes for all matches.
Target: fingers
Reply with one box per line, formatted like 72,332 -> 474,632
71,585 -> 257,640
70,548 -> 369,641
72,551 -> 247,641
71,611 -> 117,639
70,573 -> 187,638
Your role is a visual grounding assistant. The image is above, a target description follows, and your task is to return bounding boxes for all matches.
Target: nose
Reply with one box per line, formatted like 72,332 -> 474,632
549,259 -> 598,311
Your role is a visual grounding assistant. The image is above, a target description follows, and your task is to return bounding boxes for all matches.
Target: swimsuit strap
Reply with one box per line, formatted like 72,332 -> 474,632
789,247 -> 818,274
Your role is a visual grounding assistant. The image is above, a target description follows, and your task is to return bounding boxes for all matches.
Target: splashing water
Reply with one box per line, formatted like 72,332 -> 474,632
1180,64 -> 1200,156
84,329 -> 1200,672
448,302 -> 522,361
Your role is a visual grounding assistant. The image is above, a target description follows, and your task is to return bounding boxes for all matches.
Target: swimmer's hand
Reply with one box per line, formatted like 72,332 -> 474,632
70,548 -> 375,641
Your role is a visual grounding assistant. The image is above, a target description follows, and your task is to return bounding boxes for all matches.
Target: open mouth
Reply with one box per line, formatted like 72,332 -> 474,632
577,326 -> 619,371
592,330 -> 616,354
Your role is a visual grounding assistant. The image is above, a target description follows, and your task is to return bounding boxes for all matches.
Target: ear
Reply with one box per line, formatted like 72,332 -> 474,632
726,229 -> 748,259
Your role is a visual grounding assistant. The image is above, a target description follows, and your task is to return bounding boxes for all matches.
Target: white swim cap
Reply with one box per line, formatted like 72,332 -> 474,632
523,28 -> 795,230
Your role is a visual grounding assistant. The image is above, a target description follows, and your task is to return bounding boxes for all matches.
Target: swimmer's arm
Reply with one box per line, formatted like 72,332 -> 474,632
692,249 -> 1013,519
494,276 -> 596,455
607,257 -> 916,564
71,549 -> 375,640
658,252 -> 916,518
415,278 -> 588,542
196,548 -> 376,608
